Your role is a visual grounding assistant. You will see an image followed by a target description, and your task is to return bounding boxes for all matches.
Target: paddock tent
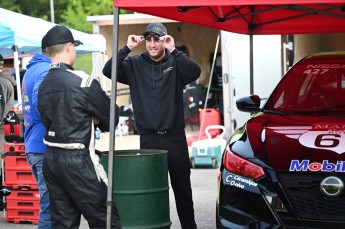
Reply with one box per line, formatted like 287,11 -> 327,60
113,1 -> 345,92
0,22 -> 13,49
0,7 -> 107,103
0,7 -> 106,57
113,0 -> 345,35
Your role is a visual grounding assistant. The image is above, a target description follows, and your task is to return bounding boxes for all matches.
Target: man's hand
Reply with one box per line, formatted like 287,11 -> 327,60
93,117 -> 100,125
160,35 -> 176,53
127,35 -> 144,50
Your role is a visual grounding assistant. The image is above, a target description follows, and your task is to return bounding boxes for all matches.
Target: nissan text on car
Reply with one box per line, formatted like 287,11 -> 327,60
216,51 -> 345,229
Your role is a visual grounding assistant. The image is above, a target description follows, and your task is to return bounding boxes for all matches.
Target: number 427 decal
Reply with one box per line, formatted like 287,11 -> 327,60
303,69 -> 329,74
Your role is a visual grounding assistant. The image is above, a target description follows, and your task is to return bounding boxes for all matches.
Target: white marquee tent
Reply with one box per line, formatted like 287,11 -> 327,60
0,8 -> 106,56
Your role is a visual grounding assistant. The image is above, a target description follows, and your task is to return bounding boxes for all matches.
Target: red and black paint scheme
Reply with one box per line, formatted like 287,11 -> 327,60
216,52 -> 345,229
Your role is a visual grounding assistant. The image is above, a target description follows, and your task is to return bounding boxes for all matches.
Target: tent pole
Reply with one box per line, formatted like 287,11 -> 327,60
249,34 -> 254,95
106,7 -> 119,229
198,32 -> 220,140
49,0 -> 55,23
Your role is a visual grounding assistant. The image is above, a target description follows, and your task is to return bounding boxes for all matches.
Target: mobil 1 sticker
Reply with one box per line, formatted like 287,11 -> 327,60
222,171 -> 259,193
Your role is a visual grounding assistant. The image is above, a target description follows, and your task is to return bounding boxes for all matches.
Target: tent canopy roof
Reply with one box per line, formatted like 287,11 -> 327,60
113,0 -> 345,34
87,13 -> 177,26
0,8 -> 106,57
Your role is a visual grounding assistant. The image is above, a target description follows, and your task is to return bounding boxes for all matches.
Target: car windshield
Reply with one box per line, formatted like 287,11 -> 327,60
264,54 -> 345,115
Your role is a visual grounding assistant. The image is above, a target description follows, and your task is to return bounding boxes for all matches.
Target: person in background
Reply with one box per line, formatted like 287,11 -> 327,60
103,22 -> 200,229
21,35 -> 51,228
38,25 -> 121,229
0,53 -> 16,167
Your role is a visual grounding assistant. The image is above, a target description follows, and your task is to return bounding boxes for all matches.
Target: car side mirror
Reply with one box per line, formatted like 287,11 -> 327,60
236,95 -> 261,113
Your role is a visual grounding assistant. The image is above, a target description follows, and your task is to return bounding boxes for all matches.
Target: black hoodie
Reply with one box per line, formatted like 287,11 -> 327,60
103,46 -> 201,134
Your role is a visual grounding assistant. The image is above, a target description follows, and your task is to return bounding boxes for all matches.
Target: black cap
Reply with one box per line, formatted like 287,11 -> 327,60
44,25 -> 83,48
41,35 -> 47,50
0,54 -> 4,64
142,22 -> 167,36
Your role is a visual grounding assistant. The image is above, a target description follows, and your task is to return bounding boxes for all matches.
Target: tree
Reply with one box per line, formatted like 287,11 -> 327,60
0,0 -> 132,33
0,0 -> 133,74
0,0 -> 69,23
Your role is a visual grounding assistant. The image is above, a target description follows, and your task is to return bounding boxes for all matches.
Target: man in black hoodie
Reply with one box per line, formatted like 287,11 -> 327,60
103,22 -> 201,229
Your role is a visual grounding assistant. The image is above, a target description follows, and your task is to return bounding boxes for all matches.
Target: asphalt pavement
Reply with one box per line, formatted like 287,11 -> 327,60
0,167 -> 219,229
0,127 -> 219,228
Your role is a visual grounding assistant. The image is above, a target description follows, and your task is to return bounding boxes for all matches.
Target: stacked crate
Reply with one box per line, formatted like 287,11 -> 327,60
1,142 -> 39,224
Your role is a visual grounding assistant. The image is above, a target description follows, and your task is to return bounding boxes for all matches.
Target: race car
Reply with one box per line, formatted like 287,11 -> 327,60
216,51 -> 345,229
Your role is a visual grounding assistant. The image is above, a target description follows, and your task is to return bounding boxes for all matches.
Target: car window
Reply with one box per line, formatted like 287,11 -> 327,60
265,57 -> 345,114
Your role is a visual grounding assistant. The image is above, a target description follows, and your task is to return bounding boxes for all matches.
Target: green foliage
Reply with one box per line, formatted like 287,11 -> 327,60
61,1 -> 92,33
0,1 -> 22,13
74,53 -> 93,75
0,0 -> 125,32
87,0 -> 114,16
0,0 -> 69,24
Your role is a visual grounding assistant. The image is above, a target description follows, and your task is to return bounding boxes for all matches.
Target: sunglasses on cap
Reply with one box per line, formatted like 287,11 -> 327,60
145,34 -> 162,41
73,40 -> 83,47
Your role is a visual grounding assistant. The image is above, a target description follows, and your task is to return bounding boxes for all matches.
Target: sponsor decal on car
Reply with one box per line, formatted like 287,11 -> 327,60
289,160 -> 345,172
269,123 -> 345,154
303,64 -> 345,75
224,173 -> 258,189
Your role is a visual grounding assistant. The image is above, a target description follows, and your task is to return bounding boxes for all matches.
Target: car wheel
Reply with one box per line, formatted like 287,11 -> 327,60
216,203 -> 222,229
212,158 -> 217,168
190,158 -> 196,168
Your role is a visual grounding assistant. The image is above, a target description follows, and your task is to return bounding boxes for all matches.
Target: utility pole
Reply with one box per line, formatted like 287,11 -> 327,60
50,0 -> 55,23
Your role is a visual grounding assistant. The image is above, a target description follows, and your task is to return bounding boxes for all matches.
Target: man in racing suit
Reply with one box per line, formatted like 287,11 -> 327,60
38,25 -> 121,229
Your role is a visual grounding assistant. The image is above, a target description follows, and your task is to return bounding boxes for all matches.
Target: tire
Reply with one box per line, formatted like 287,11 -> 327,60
216,202 -> 222,229
190,158 -> 196,168
212,158 -> 218,168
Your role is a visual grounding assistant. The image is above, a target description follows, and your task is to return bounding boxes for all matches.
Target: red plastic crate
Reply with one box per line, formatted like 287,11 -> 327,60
2,170 -> 37,190
2,154 -> 37,189
4,208 -> 38,224
6,199 -> 40,210
3,142 -> 25,154
6,189 -> 40,201
3,155 -> 31,171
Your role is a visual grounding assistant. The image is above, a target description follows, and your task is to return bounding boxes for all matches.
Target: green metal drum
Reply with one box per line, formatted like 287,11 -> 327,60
101,150 -> 171,229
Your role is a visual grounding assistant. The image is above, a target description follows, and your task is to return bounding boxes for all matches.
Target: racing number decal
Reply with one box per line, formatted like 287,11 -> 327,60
299,132 -> 345,154
303,69 -> 329,74
315,134 -> 341,148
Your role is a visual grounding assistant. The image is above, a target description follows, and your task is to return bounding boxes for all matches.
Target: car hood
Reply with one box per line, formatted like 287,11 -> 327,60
240,112 -> 345,171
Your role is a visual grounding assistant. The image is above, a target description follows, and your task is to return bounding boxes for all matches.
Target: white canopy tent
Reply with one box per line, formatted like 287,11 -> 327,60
0,8 -> 106,55
0,7 -> 107,104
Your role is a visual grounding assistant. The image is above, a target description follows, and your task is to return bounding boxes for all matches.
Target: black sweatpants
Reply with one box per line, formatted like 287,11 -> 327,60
140,132 -> 197,229
43,147 -> 122,229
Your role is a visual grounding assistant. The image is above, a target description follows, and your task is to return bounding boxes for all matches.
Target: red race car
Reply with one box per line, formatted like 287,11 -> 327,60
217,51 -> 345,229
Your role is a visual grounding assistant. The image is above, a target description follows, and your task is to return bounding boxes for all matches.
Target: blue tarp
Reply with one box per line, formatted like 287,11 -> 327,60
0,7 -> 106,57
